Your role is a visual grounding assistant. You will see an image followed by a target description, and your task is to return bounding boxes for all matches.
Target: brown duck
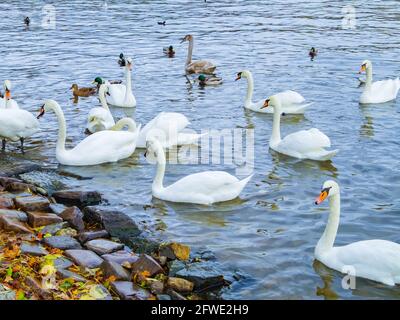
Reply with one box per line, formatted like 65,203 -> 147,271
70,84 -> 97,97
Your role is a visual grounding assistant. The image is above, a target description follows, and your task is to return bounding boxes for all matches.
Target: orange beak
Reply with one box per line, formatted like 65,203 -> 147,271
128,62 -> 132,71
235,75 -> 241,81
5,90 -> 11,100
359,64 -> 366,74
261,99 -> 270,109
315,190 -> 329,205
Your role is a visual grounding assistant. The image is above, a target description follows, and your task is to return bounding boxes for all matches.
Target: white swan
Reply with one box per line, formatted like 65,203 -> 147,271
146,137 -> 253,205
0,84 -> 39,151
235,70 -> 311,114
359,60 -> 400,104
137,112 -> 205,149
86,84 -> 115,133
0,80 -> 20,109
37,100 -> 140,166
98,54 -> 136,108
314,180 -> 400,286
261,95 -> 338,161
181,35 -> 217,75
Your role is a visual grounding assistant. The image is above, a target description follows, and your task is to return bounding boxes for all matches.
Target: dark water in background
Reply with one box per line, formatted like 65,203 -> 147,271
1,0 -> 400,299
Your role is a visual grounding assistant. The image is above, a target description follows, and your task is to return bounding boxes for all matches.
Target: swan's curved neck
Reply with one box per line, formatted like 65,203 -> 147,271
110,117 -> 136,132
270,105 -> 282,146
315,193 -> 340,256
244,73 -> 254,105
124,67 -> 132,101
49,103 -> 67,153
99,88 -> 110,111
153,142 -> 166,191
186,38 -> 193,66
365,65 -> 373,87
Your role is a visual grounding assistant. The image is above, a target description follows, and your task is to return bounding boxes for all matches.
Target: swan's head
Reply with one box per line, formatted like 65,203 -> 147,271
315,180 -> 339,205
144,137 -> 164,162
359,60 -> 371,73
3,80 -> 11,100
235,70 -> 250,81
118,53 -> 133,71
37,99 -> 58,119
180,34 -> 193,43
261,95 -> 281,110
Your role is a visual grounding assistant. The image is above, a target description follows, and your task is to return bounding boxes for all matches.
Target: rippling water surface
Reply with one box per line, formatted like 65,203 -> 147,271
1,0 -> 400,299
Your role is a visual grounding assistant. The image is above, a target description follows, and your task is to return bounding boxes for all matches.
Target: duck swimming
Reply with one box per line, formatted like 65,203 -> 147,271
309,47 -> 318,61
197,74 -> 223,86
163,45 -> 175,57
70,84 -> 97,98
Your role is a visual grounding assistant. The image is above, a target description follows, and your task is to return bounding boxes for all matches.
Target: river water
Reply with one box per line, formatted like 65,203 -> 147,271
1,0 -> 400,299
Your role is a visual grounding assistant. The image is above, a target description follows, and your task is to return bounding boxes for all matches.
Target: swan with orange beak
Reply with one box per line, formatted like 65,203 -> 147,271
313,180 -> 400,286
0,80 -> 20,109
359,59 -> 400,104
260,95 -> 338,161
0,80 -> 39,152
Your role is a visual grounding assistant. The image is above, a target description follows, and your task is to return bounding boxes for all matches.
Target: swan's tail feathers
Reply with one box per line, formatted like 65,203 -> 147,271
308,149 -> 339,161
291,102 -> 314,114
395,78 -> 400,95
237,174 -> 254,193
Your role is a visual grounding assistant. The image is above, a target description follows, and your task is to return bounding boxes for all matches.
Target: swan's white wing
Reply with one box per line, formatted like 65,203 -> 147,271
0,109 -> 39,139
70,131 -> 136,158
279,128 -> 331,154
137,112 -> 190,147
275,90 -> 305,106
369,79 -> 400,100
107,84 -> 127,106
165,171 -> 239,196
152,112 -> 189,133
327,240 -> 400,284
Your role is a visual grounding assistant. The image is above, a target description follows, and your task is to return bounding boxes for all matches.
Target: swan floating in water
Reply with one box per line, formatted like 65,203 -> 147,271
0,80 -> 39,152
261,95 -> 338,161
314,180 -> 400,286
359,60 -> 400,104
146,137 -> 253,205
181,34 -> 216,75
235,70 -> 311,114
37,100 -> 140,166
86,84 -> 115,133
96,53 -> 136,108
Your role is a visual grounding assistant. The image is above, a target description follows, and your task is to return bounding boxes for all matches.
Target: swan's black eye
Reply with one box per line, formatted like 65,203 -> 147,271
321,187 -> 331,194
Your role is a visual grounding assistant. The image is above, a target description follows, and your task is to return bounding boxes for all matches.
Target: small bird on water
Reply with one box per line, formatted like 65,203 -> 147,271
24,17 -> 30,28
158,21 -> 166,26
309,47 -> 318,61
163,45 -> 175,57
